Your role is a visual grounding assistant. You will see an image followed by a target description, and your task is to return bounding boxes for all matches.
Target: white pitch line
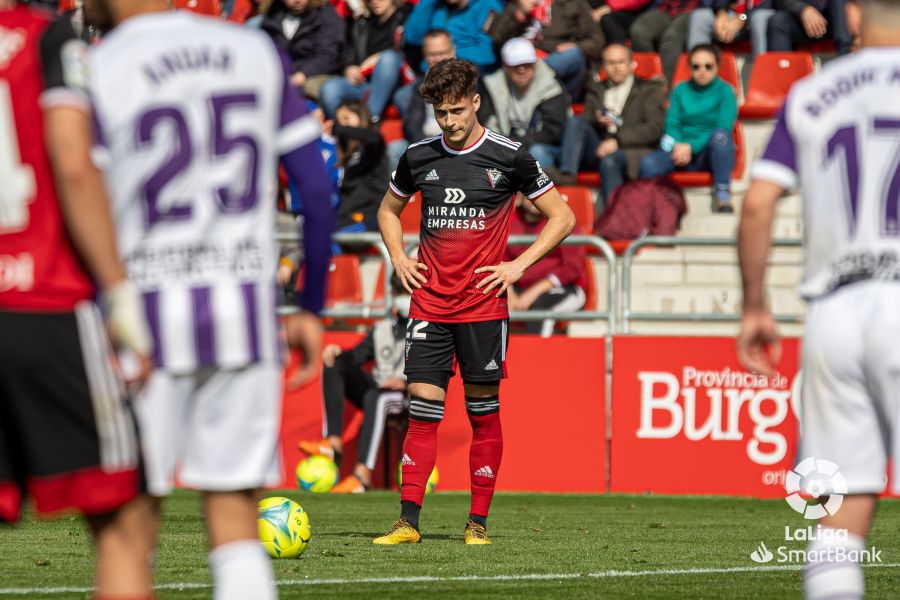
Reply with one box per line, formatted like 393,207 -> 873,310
2,563 -> 899,595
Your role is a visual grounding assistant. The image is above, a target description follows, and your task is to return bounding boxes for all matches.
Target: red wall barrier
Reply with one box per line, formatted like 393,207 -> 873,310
278,334 -> 607,493
610,336 -> 801,498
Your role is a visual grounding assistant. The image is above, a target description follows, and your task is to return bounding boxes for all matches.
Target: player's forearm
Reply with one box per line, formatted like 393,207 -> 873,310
738,184 -> 778,312
377,196 -> 406,261
511,211 -> 576,272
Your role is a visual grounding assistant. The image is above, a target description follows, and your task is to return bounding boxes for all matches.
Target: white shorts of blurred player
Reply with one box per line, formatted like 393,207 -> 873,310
800,280 -> 900,495
136,362 -> 283,496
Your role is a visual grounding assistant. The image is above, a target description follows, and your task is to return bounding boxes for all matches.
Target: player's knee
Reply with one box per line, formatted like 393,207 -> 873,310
466,395 -> 500,417
409,396 -> 445,422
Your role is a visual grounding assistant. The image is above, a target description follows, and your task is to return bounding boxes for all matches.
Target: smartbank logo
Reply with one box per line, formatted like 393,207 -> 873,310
636,367 -> 802,466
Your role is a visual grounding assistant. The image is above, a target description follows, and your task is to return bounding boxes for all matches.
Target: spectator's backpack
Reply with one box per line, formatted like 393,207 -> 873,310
594,177 -> 687,240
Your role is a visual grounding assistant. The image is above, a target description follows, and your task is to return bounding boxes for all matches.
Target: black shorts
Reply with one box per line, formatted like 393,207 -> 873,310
404,318 -> 509,389
0,304 -> 141,523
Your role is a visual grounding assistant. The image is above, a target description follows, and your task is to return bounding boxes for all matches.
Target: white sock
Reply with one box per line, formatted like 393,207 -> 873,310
209,540 -> 277,600
803,529 -> 865,600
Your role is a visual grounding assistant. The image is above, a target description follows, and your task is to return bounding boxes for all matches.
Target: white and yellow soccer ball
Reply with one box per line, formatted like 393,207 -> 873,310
257,496 -> 311,559
397,464 -> 439,493
296,455 -> 339,492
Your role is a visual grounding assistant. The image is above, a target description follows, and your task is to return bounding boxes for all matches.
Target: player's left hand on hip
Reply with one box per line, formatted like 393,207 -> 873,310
736,309 -> 782,377
474,262 -> 525,298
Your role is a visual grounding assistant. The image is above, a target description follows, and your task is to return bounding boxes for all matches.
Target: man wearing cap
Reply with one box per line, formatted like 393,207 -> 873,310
477,37 -> 571,170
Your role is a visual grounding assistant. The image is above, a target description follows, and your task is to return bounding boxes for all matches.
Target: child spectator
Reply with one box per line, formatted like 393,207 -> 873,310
318,0 -> 411,119
333,100 -> 389,232
638,44 -> 737,212
505,194 -> 587,337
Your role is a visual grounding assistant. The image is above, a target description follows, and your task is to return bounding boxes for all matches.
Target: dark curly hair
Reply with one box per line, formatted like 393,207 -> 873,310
419,58 -> 479,106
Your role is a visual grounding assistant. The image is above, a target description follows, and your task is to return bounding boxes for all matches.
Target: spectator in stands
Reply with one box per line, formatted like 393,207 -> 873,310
387,29 -> 457,168
766,0 -> 852,54
592,0 -> 654,46
638,44 -> 737,212
547,44 -> 666,210
260,0 -> 345,100
688,0 -> 775,57
332,100 -> 389,232
505,194 -> 587,337
629,0 -> 699,83
478,38 -> 570,169
286,100 -> 341,215
489,0 -> 604,100
318,0 -> 410,120
298,276 -> 411,493
402,0 -> 503,72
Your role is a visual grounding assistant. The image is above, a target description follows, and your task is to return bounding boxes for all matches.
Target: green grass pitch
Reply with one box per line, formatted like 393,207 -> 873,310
2,491 -> 900,598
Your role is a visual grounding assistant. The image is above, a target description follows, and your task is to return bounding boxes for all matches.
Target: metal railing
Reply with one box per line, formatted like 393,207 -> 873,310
620,236 -> 804,333
277,231 -> 619,332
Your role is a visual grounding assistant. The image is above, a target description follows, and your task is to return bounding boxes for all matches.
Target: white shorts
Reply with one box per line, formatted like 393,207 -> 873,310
135,362 -> 283,496
800,281 -> 900,495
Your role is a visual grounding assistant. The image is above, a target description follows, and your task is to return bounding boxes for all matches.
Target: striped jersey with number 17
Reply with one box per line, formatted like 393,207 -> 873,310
88,11 -> 321,373
753,48 -> 900,300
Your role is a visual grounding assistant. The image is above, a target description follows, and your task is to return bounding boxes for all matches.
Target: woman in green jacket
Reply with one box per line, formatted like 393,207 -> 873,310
639,44 -> 738,212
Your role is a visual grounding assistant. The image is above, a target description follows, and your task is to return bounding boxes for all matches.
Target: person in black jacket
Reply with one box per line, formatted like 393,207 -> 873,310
260,0 -> 346,100
332,100 -> 390,233
319,0 -> 410,119
766,0 -> 852,54
476,38 -> 570,169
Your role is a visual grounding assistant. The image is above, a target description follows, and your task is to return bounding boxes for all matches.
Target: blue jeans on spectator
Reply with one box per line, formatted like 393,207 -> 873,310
387,139 -> 408,172
529,143 -> 561,170
319,50 -> 405,119
543,47 -> 587,101
393,82 -> 415,118
639,128 -> 735,192
558,116 -> 625,208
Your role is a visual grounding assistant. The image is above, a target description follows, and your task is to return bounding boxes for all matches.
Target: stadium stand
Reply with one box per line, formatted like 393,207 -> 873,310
556,186 -> 595,232
669,121 -> 745,187
171,0 -> 221,16
598,51 -> 664,81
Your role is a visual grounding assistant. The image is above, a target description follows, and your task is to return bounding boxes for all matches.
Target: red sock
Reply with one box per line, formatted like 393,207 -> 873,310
400,398 -> 443,506
467,397 -> 503,517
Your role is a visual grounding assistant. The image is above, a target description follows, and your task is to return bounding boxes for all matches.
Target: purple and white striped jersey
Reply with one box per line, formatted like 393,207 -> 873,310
89,11 -> 321,373
753,48 -> 900,300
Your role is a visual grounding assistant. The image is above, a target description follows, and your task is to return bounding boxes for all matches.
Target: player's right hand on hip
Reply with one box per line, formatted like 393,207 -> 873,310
736,309 -> 782,378
104,279 -> 154,388
392,255 -> 428,293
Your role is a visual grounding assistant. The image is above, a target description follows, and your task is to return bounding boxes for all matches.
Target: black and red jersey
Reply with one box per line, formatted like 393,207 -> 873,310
390,127 -> 555,323
0,6 -> 93,311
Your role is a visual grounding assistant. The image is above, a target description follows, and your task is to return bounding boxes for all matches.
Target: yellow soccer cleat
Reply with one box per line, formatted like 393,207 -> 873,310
464,520 -> 492,545
372,519 -> 421,545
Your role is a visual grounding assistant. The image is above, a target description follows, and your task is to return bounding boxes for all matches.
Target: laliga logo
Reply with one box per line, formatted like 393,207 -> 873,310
785,457 -> 847,519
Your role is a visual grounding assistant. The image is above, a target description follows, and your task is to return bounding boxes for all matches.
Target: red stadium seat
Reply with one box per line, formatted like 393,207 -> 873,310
599,52 -> 663,81
671,52 -> 740,95
226,0 -> 254,22
326,255 -> 363,307
172,0 -> 222,16
670,121 -> 745,187
576,172 -> 600,187
556,186 -> 594,232
399,192 -> 422,234
739,52 -> 814,119
382,105 -> 402,120
581,257 -> 597,311
57,0 -> 77,12
380,119 -> 404,144
572,103 -> 584,116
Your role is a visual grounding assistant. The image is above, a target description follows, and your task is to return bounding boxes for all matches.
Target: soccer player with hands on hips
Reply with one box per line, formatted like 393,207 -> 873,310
738,1 -> 899,598
375,58 -> 576,545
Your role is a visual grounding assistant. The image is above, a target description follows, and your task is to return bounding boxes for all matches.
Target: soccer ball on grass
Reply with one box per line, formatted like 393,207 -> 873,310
296,455 -> 339,492
257,496 -> 310,559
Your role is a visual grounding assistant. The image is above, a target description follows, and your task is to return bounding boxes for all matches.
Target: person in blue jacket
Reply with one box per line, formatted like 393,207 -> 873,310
402,0 -> 503,72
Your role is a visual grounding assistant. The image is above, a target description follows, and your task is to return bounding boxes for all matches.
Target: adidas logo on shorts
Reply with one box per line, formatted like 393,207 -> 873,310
474,465 -> 495,478
484,359 -> 499,371
401,453 -> 416,466
425,169 -> 439,181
